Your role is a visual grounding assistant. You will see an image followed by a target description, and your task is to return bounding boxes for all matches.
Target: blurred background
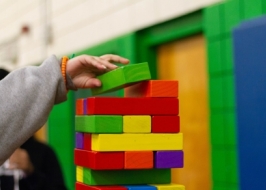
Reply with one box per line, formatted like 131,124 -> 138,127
1,0 -> 266,190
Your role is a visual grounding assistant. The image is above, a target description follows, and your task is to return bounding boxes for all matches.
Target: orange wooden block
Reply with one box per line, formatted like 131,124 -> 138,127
125,80 -> 178,97
124,151 -> 153,169
76,99 -> 84,115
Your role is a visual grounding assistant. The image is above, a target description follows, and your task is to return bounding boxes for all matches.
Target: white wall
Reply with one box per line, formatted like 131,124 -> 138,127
0,0 -> 222,70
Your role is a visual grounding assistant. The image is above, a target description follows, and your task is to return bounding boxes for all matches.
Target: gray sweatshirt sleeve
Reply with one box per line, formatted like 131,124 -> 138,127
0,55 -> 67,165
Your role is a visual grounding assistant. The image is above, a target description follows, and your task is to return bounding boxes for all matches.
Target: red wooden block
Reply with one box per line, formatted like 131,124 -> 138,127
84,133 -> 91,151
124,151 -> 153,169
86,97 -> 178,115
125,80 -> 178,97
152,116 -> 180,133
76,182 -> 127,190
74,149 -> 124,170
76,99 -> 84,115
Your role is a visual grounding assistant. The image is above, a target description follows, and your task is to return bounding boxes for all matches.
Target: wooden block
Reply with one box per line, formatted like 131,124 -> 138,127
91,62 -> 151,95
74,149 -> 124,170
76,182 -> 127,190
91,133 -> 183,151
76,99 -> 84,115
125,80 -> 178,97
76,132 -> 84,149
84,133 -> 92,151
123,116 -> 151,133
81,167 -> 171,185
83,98 -> 87,115
124,151 -> 153,169
125,185 -> 156,190
86,97 -> 178,115
76,115 -> 123,133
152,116 -> 180,133
150,184 -> 185,190
154,151 -> 184,168
77,166 -> 83,183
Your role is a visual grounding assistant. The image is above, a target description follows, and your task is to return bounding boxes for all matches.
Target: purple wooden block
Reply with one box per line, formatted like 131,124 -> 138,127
83,98 -> 87,114
154,150 -> 184,168
75,132 -> 84,149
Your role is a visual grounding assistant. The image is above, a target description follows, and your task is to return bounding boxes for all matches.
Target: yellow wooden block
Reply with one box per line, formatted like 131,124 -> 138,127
123,115 -> 151,133
151,184 -> 185,190
76,166 -> 83,183
91,133 -> 183,151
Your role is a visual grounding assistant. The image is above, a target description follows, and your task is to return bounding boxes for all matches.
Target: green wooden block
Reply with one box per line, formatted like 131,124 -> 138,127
82,168 -> 171,185
243,0 -> 263,20
203,3 -> 223,38
75,115 -> 123,133
91,62 -> 151,95
222,0 -> 241,33
224,111 -> 237,146
207,39 -> 222,74
210,112 -> 225,146
209,76 -> 224,109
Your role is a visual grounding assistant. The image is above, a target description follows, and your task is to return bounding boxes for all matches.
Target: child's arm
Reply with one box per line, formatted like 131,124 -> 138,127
0,54 -> 128,165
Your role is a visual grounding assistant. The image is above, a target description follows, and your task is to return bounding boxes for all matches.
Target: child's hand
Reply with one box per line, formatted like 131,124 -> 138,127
66,54 -> 129,88
9,148 -> 34,175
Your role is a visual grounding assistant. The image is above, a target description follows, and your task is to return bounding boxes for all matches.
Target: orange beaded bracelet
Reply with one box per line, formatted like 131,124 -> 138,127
61,56 -> 69,89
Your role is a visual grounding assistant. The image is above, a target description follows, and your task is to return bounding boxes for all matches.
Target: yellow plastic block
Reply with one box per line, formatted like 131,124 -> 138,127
76,166 -> 83,183
151,184 -> 185,190
91,133 -> 183,151
123,115 -> 151,133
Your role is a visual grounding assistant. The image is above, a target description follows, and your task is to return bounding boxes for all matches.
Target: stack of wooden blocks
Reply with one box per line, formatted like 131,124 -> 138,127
74,62 -> 185,190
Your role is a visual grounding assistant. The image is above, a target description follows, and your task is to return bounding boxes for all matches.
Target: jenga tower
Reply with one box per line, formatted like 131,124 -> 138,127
74,62 -> 185,190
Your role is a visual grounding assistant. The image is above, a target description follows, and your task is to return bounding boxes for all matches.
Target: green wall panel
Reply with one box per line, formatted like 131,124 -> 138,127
263,0 -> 266,13
203,3 -> 223,38
224,111 -> 237,146
207,39 -> 222,74
211,149 -> 227,182
212,181 -> 238,190
243,0 -> 263,20
212,147 -> 238,189
226,147 -> 239,184
210,112 -> 226,146
209,76 -> 224,109
48,92 -> 75,190
204,2 -> 240,189
223,74 -> 236,109
222,0 -> 241,33
140,12 -> 203,46
222,36 -> 234,72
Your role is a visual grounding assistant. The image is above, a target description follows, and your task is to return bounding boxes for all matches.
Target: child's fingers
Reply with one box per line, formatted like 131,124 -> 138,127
82,56 -> 107,70
94,57 -> 119,70
100,54 -> 129,64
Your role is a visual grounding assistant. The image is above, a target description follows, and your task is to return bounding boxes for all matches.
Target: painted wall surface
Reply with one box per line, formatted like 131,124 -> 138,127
0,0 -> 222,70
